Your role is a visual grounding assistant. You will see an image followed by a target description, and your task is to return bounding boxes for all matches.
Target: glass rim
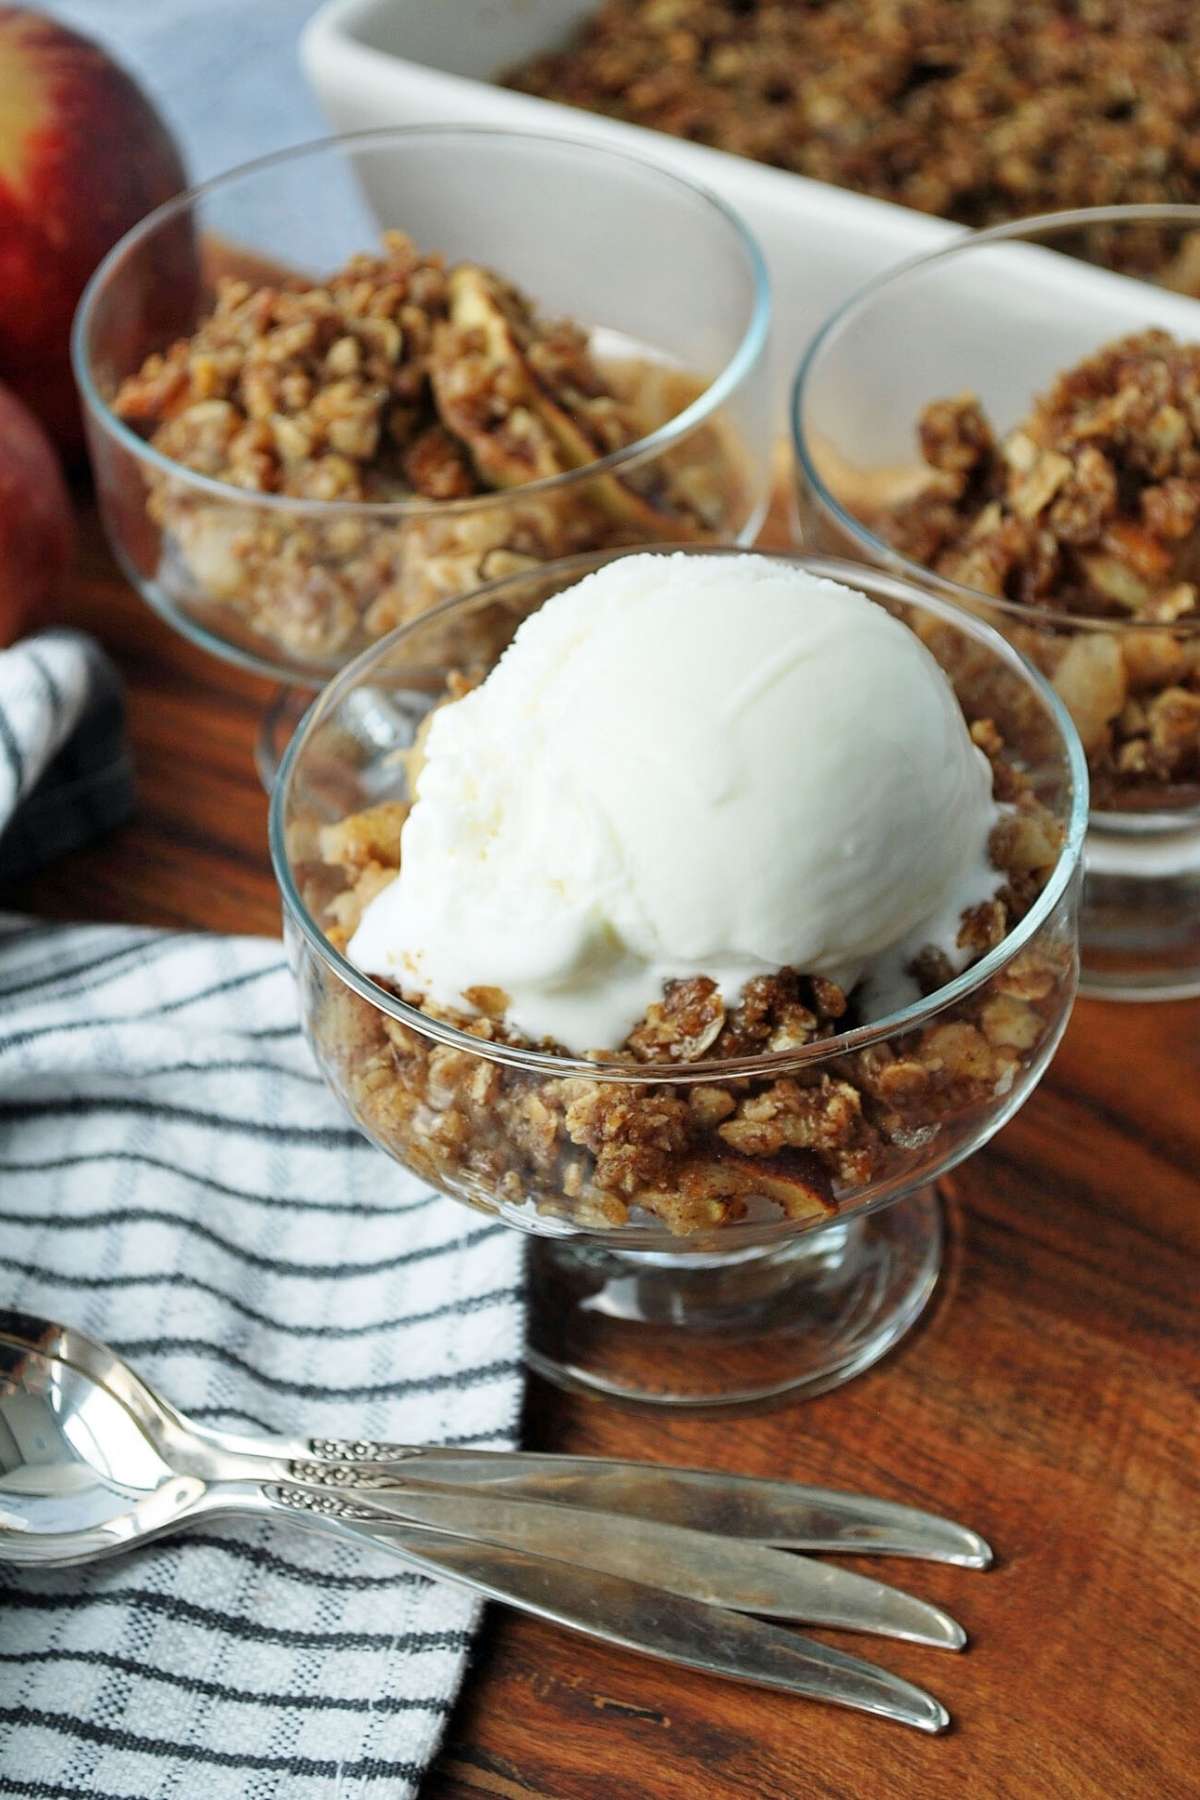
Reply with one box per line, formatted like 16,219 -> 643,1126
269,545 -> 1090,1083
71,123 -> 771,520
791,201 -> 1200,638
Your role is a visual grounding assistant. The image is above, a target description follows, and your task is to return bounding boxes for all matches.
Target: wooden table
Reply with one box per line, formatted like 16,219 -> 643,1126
12,503 -> 1199,1800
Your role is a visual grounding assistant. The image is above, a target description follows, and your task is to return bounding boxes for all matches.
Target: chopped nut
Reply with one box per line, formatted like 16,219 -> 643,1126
113,231 -> 728,663
1047,447 -> 1118,545
811,977 -> 848,1020
957,898 -> 1007,956
919,1021 -> 998,1084
919,395 -> 995,478
403,424 -> 478,500
1009,447 -> 1072,520
688,1085 -> 737,1128
970,718 -> 1004,758
981,994 -> 1041,1050
1101,520 -> 1175,583
628,978 -> 725,1062
461,986 -> 511,1020
1147,686 -> 1200,761
879,329 -> 1200,802
305,666 -> 1065,1237
1121,629 -> 1190,691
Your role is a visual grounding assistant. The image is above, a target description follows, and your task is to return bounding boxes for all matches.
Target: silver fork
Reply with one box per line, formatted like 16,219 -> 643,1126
0,1310 -> 989,1733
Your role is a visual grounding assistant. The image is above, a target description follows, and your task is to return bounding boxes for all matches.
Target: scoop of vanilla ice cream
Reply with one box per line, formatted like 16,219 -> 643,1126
348,554 -> 999,1051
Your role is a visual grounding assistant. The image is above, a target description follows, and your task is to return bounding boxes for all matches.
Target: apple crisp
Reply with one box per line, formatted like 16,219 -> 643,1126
112,233 -> 741,665
299,721 -> 1069,1239
507,0 -> 1200,231
877,332 -> 1200,807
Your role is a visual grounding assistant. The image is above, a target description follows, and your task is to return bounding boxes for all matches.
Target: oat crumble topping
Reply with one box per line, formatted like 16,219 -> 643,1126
878,332 -> 1200,803
507,0 -> 1200,231
113,233 -> 742,663
300,710 -> 1068,1238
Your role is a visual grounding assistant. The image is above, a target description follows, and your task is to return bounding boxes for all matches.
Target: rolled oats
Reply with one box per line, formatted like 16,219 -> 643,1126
115,235 -> 744,664
507,1 -> 1200,231
302,710 -> 1069,1237
880,332 -> 1200,803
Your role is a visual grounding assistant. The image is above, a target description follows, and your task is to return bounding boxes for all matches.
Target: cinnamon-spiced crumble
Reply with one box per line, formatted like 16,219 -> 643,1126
876,332 -> 1200,807
507,0 -> 1200,233
300,712 -> 1069,1239
112,233 -> 743,664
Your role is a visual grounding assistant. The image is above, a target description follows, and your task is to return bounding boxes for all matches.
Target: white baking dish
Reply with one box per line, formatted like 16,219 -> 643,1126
300,0 -> 959,402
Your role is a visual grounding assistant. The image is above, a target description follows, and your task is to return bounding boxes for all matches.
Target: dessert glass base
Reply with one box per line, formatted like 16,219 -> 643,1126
258,688 -> 313,789
526,1188 -> 941,1409
1080,823 -> 1200,1000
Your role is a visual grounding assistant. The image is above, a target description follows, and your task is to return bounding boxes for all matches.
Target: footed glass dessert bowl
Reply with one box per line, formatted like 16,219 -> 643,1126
270,548 -> 1087,1408
793,205 -> 1200,1000
72,127 -> 770,782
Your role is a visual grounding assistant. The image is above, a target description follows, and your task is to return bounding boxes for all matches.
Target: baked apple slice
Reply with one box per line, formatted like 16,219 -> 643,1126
430,265 -> 703,539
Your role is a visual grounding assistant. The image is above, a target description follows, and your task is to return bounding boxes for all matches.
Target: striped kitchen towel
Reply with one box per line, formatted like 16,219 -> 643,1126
0,916 -> 525,1799
0,630 -> 134,883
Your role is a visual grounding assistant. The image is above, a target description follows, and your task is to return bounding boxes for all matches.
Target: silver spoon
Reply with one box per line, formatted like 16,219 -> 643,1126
0,1308 -> 990,1565
0,1313 -> 977,1732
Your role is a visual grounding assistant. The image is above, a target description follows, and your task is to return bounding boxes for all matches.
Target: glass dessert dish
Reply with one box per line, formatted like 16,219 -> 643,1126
270,546 -> 1087,1410
72,126 -> 770,779
792,204 -> 1200,1000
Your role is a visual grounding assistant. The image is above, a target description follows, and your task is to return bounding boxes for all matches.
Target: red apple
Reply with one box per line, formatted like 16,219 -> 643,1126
0,7 -> 187,455
0,376 -> 73,643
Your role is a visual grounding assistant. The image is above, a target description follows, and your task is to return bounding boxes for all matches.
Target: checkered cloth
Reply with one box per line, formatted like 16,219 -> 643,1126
0,631 -> 134,883
0,636 -> 526,1796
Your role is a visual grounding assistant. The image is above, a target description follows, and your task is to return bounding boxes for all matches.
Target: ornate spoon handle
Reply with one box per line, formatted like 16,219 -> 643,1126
287,1440 -> 992,1567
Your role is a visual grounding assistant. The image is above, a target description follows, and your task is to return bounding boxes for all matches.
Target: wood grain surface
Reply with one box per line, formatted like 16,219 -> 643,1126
10,499 -> 1199,1800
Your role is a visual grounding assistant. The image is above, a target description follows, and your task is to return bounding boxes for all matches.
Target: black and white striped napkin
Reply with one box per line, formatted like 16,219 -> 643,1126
0,916 -> 525,1797
0,631 -> 134,883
